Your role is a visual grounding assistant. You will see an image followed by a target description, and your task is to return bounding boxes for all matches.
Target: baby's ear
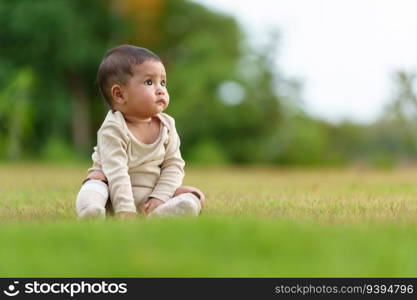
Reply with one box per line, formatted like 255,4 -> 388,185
111,84 -> 125,104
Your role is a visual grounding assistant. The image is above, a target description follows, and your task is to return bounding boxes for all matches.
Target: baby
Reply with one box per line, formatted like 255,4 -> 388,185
75,45 -> 205,219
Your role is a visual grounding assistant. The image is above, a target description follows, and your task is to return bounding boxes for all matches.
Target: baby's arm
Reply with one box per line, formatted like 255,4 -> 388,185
97,121 -> 137,215
148,119 -> 185,202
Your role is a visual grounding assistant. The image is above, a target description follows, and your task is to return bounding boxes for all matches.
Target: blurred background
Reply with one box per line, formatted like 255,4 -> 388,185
1,0 -> 417,168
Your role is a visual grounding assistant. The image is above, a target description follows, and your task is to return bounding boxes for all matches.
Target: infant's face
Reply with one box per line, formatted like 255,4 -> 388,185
123,60 -> 169,118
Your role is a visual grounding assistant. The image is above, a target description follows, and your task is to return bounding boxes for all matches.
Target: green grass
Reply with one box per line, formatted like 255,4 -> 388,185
1,163 -> 417,277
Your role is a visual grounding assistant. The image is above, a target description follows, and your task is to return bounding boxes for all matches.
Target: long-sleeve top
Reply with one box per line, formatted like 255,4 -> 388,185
87,110 -> 185,213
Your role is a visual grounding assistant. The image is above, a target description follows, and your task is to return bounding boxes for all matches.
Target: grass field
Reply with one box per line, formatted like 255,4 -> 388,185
1,163 -> 417,277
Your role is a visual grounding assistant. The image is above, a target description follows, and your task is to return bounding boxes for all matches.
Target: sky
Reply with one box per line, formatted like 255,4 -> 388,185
194,0 -> 417,124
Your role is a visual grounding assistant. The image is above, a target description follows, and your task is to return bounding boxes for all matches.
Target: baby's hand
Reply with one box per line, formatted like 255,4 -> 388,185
142,198 -> 164,215
115,211 -> 137,220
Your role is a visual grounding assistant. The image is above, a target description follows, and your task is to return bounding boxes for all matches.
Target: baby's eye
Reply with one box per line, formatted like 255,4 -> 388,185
145,79 -> 153,85
161,80 -> 166,87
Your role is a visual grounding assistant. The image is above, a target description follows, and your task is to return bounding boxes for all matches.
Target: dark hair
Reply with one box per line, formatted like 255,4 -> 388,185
96,45 -> 161,105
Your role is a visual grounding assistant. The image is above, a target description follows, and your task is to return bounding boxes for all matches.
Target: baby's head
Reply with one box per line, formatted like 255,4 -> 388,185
97,45 -> 169,118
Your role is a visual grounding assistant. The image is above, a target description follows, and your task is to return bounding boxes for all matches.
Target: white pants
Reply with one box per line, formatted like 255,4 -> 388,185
75,179 -> 201,219
75,180 -> 109,219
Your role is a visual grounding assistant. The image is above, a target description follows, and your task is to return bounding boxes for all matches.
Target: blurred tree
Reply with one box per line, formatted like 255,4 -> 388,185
385,71 -> 417,123
0,0 -> 127,155
383,71 -> 417,150
374,70 -> 417,165
0,0 -> 289,164
274,114 -> 330,166
0,69 -> 33,160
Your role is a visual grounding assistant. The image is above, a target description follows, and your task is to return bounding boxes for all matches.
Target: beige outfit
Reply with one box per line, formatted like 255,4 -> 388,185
87,110 -> 185,213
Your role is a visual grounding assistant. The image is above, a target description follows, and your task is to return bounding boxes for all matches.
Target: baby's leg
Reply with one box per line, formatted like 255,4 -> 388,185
75,171 -> 109,219
148,186 -> 205,217
174,186 -> 205,207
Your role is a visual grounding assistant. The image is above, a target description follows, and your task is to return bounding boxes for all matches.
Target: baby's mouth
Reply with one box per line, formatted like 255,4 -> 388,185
156,99 -> 167,105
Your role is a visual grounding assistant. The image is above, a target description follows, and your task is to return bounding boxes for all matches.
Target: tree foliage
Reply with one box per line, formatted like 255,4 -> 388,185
1,0 -> 416,167
0,0 -> 284,163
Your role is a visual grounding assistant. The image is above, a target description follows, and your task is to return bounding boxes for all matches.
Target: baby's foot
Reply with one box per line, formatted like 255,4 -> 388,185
148,193 -> 201,217
78,205 -> 106,219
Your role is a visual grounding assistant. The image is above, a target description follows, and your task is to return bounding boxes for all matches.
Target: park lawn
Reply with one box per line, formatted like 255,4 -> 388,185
1,163 -> 417,277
